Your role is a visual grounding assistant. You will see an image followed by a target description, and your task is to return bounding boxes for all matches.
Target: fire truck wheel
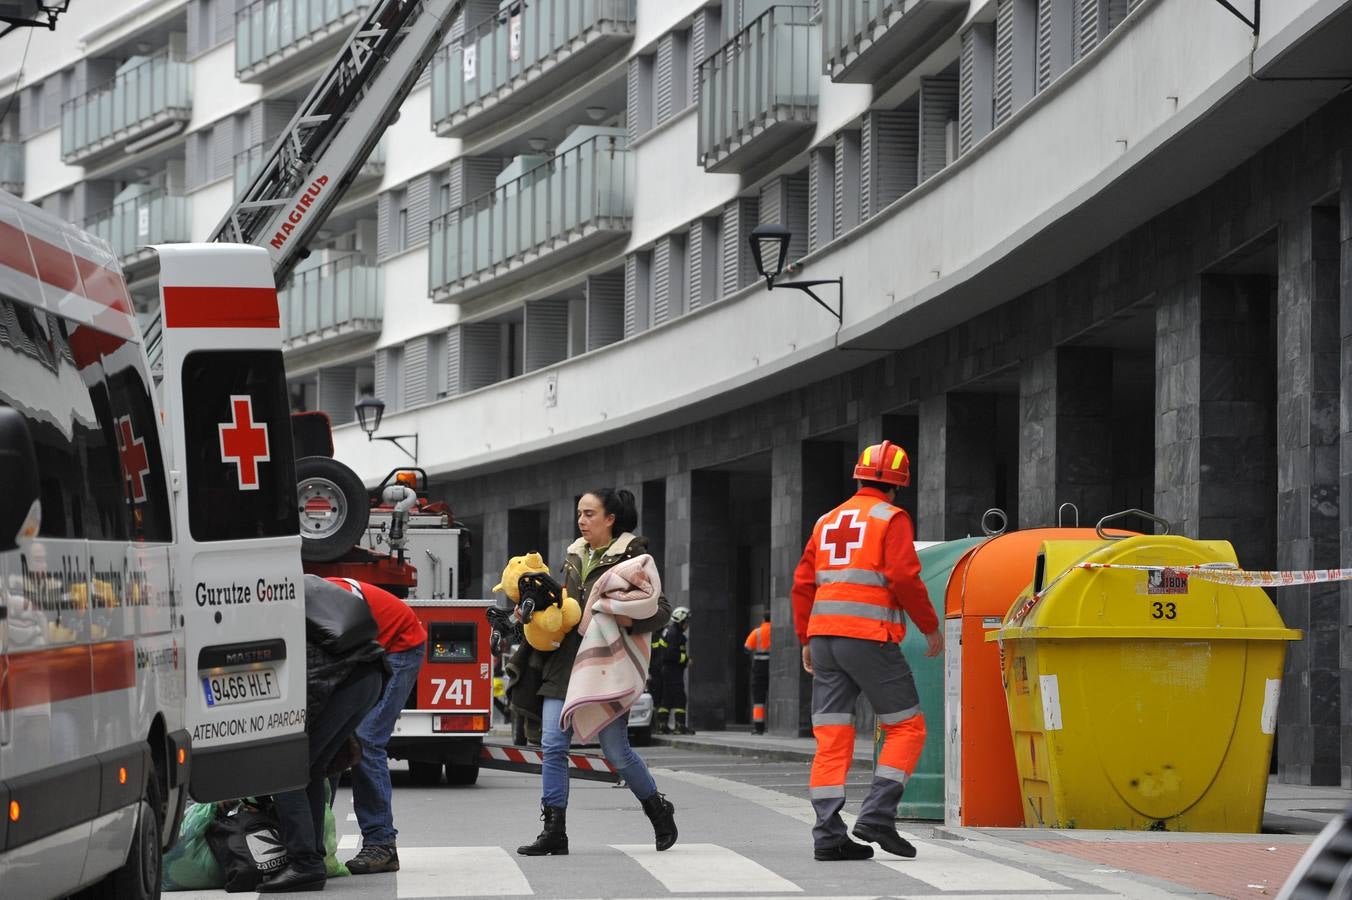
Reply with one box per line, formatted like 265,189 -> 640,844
80,759 -> 163,900
445,763 -> 480,786
408,760 -> 443,786
296,456 -> 371,563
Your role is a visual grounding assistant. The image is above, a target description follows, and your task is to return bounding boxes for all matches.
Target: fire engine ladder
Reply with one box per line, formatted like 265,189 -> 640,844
145,0 -> 462,372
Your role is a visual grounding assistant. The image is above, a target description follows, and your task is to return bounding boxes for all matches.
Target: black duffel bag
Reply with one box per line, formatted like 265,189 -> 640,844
205,800 -> 290,893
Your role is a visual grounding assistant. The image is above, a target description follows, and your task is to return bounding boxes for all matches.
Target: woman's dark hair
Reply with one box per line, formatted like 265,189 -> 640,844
587,487 -> 638,535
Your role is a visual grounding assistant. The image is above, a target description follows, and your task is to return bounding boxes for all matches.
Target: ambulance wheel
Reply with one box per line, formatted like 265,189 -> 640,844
408,760 -> 443,786
81,761 -> 163,900
445,763 -> 479,786
296,456 -> 370,563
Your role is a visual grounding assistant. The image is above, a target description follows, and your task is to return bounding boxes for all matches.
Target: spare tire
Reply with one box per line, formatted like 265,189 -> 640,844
296,456 -> 370,563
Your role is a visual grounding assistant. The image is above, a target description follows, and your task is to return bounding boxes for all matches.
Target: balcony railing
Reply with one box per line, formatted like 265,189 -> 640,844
280,255 -> 382,349
429,134 -> 633,302
234,136 -> 385,196
61,51 -> 192,165
823,0 -> 965,83
0,142 -> 22,194
236,0 -> 370,81
430,0 -> 635,138
84,187 -> 190,265
698,5 -> 819,173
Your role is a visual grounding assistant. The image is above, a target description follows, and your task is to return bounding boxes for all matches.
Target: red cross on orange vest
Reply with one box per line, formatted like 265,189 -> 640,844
820,509 -> 865,565
114,415 -> 150,503
219,395 -> 270,490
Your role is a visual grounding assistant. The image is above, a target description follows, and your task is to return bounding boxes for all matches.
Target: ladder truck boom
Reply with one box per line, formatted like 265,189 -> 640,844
212,0 -> 463,283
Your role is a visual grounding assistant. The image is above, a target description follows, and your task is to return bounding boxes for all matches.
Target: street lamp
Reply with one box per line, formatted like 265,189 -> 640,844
748,223 -> 843,324
354,395 -> 419,464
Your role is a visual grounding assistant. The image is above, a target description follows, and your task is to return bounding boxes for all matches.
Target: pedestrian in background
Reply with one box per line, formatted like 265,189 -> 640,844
510,487 -> 678,856
743,612 -> 772,734
791,441 -> 943,862
653,606 -> 691,734
326,578 -> 427,876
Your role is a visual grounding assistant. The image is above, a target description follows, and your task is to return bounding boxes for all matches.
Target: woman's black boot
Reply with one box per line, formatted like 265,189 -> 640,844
517,805 -> 569,856
641,792 -> 678,851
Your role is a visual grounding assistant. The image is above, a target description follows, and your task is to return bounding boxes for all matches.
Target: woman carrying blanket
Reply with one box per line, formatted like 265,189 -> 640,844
512,487 -> 677,857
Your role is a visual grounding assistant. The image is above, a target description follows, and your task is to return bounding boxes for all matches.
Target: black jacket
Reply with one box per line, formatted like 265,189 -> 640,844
302,575 -> 388,723
507,533 -> 670,720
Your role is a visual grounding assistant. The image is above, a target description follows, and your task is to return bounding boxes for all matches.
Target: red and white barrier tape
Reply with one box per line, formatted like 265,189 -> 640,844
480,743 -> 618,775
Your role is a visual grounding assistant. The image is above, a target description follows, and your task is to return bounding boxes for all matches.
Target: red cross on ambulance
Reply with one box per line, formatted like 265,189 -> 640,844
114,415 -> 150,503
219,395 -> 271,490
820,508 -> 865,565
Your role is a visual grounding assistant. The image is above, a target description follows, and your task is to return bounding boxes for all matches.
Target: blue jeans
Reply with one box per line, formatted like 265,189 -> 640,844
541,696 -> 656,808
352,646 -> 423,846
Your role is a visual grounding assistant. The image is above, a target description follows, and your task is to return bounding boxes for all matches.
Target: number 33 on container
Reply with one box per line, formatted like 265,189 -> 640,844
992,532 -> 1300,833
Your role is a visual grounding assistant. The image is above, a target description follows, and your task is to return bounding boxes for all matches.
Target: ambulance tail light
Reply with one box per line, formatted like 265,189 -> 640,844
434,714 -> 487,733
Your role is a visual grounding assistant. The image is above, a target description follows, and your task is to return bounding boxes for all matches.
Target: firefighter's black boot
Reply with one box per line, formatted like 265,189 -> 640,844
517,805 -> 568,856
655,711 -> 671,735
674,711 -> 694,735
641,792 -> 679,851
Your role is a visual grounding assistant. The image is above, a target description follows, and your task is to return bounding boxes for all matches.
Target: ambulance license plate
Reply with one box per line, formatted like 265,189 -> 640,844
202,668 -> 279,707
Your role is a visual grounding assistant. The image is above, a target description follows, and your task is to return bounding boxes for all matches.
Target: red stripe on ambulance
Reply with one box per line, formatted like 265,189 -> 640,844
0,641 -> 137,711
162,285 -> 280,329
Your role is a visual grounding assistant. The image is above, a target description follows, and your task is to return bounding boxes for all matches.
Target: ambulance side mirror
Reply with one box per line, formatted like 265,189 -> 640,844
0,406 -> 39,553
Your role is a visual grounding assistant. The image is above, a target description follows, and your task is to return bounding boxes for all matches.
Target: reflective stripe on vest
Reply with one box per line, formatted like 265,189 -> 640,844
815,568 -> 889,587
811,600 -> 903,624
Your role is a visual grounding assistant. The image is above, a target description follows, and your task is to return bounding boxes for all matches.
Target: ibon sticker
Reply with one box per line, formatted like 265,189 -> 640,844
1040,674 -> 1064,731
1261,678 -> 1281,735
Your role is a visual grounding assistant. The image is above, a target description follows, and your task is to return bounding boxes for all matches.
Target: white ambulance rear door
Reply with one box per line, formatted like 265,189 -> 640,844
154,244 -> 308,801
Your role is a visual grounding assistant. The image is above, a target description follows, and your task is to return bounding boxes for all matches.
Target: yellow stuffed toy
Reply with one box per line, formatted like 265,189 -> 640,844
492,552 -> 582,652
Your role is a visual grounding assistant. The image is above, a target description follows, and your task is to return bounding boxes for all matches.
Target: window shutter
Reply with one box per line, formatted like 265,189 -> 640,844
213,117 -> 236,181
994,0 -> 1015,125
833,131 -> 860,235
861,108 -> 916,219
918,74 -> 958,182
656,36 -> 675,125
373,349 -> 388,403
216,0 -> 236,47
688,218 -> 719,311
808,147 -> 834,251
1036,0 -> 1053,92
403,336 -> 430,407
185,130 -> 204,190
451,322 -> 501,393
958,24 -> 995,155
624,252 -> 651,337
666,233 -> 689,318
627,58 -> 653,141
43,76 -> 62,130
385,346 -> 404,410
651,241 -> 670,326
525,299 -> 569,371
691,9 -> 719,103
317,367 -> 357,426
586,271 -> 625,350
377,191 -> 394,260
758,176 -> 807,260
405,175 -> 432,247
720,197 -> 759,296
1036,0 -> 1073,93
187,0 -> 205,55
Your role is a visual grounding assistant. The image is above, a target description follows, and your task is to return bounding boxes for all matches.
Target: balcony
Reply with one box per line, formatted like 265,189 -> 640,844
236,0 -> 371,83
280,255 -> 382,352
823,0 -> 965,84
698,5 -> 819,174
0,142 -> 22,195
430,0 -> 635,140
234,136 -> 385,197
429,130 -> 633,303
84,186 -> 190,274
61,51 -> 192,166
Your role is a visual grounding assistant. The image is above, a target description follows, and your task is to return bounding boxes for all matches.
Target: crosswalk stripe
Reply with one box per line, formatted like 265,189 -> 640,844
397,847 -> 533,897
338,832 -> 360,851
346,812 -> 357,821
876,841 -> 1071,893
613,843 -> 802,894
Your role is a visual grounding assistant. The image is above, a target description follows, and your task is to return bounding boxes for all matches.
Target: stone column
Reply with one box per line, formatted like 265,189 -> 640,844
1276,207 -> 1342,786
546,495 -> 577,570
1341,169 -> 1352,783
918,393 -> 999,539
480,508 -> 509,597
1019,347 -> 1114,528
687,470 -> 736,731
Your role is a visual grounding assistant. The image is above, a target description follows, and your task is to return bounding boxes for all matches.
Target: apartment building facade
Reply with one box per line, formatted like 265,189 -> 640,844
4,0 -> 1352,784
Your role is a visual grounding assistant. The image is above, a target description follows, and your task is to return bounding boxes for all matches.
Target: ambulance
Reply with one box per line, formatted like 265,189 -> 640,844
0,192 -> 308,899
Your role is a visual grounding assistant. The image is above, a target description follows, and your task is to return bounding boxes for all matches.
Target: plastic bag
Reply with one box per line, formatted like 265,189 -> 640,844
162,801 -> 225,891
207,800 -> 290,892
323,781 -> 349,878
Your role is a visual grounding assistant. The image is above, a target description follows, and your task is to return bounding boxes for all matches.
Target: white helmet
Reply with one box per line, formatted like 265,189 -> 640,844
671,606 -> 690,624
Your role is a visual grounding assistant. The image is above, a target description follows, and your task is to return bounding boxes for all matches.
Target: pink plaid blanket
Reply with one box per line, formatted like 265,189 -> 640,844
559,554 -> 662,742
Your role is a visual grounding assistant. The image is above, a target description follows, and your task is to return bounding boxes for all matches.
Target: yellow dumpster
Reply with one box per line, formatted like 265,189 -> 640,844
995,532 -> 1301,832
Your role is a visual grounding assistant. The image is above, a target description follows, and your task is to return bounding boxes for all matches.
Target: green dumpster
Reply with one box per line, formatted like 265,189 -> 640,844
877,537 -> 987,819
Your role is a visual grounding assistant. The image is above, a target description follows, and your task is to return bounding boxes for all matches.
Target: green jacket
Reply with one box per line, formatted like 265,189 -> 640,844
507,532 -> 671,718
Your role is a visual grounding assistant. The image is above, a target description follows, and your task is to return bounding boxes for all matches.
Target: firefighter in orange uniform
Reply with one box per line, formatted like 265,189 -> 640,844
743,613 -> 772,734
791,440 -> 943,862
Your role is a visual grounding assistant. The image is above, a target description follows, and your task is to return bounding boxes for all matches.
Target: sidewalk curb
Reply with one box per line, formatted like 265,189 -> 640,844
651,734 -> 873,763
